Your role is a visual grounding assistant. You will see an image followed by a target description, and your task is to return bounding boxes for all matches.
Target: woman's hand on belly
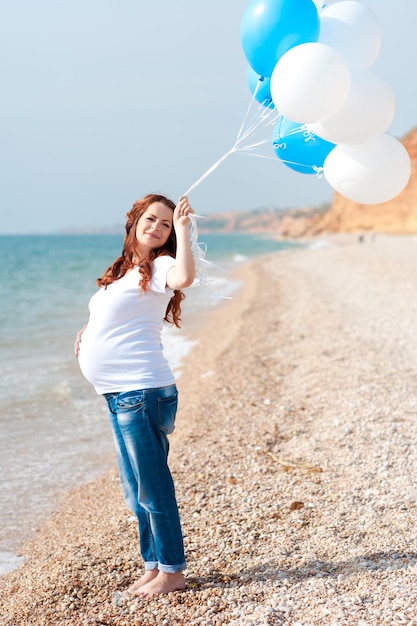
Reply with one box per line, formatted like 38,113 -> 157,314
74,324 -> 87,358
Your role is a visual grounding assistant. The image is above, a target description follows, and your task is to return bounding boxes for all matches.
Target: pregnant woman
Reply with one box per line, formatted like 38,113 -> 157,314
75,194 -> 195,596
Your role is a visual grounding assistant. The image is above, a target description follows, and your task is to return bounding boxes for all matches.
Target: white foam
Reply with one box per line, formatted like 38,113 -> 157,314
233,253 -> 249,263
162,327 -> 198,378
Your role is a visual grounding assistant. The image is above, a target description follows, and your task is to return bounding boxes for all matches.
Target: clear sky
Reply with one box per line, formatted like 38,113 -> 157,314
1,0 -> 415,233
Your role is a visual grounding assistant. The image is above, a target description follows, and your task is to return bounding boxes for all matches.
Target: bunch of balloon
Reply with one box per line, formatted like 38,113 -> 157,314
241,0 -> 411,204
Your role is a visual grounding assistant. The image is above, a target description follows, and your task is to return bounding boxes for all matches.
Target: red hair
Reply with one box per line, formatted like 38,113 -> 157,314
97,194 -> 185,327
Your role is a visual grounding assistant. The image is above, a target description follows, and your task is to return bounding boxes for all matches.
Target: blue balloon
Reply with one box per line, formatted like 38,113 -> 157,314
246,66 -> 274,108
241,0 -> 320,77
272,117 -> 335,175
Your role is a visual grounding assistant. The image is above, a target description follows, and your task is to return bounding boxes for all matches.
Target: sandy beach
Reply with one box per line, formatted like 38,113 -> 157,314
1,234 -> 417,625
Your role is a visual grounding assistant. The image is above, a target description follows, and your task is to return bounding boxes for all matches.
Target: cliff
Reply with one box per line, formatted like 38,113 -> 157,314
198,205 -> 328,237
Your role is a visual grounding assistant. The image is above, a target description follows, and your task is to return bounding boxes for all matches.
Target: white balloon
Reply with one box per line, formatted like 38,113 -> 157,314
323,134 -> 411,204
270,42 -> 351,123
309,70 -> 396,144
319,0 -> 382,69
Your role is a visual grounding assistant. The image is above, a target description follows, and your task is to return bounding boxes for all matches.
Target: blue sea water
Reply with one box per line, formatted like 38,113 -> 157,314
0,232 -> 304,573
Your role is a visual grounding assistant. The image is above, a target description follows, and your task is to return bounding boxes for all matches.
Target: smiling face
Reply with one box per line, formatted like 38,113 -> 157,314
135,201 -> 174,257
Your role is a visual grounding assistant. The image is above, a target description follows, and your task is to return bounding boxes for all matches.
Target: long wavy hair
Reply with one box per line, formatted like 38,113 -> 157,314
97,194 -> 185,327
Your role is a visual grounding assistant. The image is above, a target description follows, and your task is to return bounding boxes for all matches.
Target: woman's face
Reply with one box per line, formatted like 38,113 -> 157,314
135,202 -> 173,255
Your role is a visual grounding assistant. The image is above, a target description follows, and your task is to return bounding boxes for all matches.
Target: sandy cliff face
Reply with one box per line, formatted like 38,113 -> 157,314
312,128 -> 417,234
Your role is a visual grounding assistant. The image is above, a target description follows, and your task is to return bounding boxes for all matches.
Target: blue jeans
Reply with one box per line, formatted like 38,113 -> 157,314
104,385 -> 186,573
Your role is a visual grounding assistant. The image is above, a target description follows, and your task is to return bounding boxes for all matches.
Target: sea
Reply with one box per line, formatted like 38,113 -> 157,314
0,231 -> 305,575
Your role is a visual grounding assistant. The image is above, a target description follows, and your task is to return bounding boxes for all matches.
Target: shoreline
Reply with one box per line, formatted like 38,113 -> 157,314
2,234 -> 417,625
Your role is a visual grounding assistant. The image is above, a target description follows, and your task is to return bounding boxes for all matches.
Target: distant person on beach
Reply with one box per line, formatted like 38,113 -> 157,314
74,194 -> 195,596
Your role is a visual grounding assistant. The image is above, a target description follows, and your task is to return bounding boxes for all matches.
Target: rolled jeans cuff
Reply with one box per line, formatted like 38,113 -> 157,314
144,561 -> 186,573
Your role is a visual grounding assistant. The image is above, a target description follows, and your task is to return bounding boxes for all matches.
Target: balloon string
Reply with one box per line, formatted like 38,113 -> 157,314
181,84 -> 281,291
183,92 -> 323,199
239,137 -> 275,151
235,79 -> 263,142
182,149 -> 235,197
188,213 -> 233,296
235,103 -> 279,145
182,85 -> 280,197
243,151 -> 325,176
180,93 -> 325,294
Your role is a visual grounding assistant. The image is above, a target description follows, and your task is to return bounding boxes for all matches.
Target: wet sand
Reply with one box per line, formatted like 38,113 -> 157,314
1,234 -> 417,625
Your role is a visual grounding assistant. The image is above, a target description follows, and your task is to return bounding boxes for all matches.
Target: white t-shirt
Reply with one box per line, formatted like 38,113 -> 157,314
78,255 -> 177,394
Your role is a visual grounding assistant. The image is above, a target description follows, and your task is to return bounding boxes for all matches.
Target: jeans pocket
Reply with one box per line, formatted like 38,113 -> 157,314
116,390 -> 144,410
158,392 -> 178,434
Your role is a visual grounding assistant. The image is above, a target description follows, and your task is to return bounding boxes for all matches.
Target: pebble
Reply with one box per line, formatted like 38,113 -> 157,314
1,238 -> 417,625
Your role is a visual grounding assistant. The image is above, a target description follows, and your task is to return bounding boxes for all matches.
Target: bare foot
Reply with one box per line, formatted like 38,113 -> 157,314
132,571 -> 185,596
126,570 -> 159,595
